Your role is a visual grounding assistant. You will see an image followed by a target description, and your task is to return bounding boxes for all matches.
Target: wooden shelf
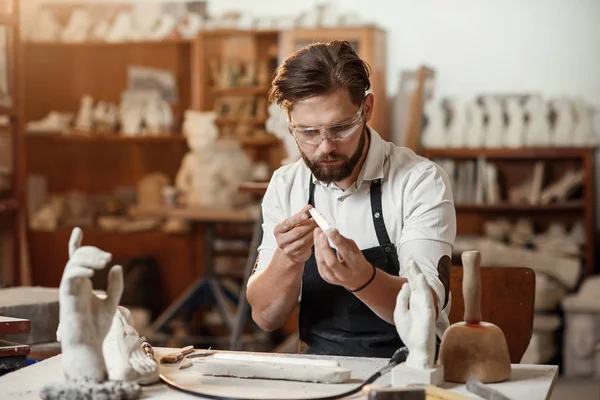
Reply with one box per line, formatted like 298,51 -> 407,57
423,147 -> 596,160
209,86 -> 269,96
215,117 -> 267,125
239,136 -> 280,146
0,317 -> 30,336
201,29 -> 280,37
0,339 -> 30,357
0,197 -> 18,213
26,133 -> 186,143
455,201 -> 585,213
24,38 -> 193,47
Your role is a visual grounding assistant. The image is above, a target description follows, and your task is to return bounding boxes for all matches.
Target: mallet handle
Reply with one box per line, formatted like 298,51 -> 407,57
462,251 -> 482,323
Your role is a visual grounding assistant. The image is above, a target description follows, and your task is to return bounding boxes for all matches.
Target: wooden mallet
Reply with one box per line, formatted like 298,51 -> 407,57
438,251 -> 511,383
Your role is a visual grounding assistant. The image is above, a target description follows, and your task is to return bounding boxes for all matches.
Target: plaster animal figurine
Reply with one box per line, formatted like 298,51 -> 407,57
420,100 -> 447,148
524,96 -> 552,147
482,97 -> 504,148
103,306 -> 159,384
41,228 -> 141,400
465,100 -> 484,148
266,103 -> 300,165
446,98 -> 469,148
505,97 -> 526,148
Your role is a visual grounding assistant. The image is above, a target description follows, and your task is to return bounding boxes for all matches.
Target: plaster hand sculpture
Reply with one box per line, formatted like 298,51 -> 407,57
103,306 -> 159,385
505,97 -> 526,148
551,98 -> 575,146
482,96 -> 504,148
41,228 -> 141,400
446,98 -> 469,148
524,96 -> 552,147
420,100 -> 447,148
391,257 -> 443,387
75,95 -> 94,132
266,103 -> 300,165
465,99 -> 484,148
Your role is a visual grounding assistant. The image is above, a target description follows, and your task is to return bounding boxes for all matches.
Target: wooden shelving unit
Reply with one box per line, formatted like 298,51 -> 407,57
0,0 -> 25,286
423,147 -> 597,276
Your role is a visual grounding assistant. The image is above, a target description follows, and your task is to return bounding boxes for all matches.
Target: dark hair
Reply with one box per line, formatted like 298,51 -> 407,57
268,40 -> 371,112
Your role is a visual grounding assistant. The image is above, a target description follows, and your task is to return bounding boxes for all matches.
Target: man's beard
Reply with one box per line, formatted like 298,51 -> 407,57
301,125 -> 367,184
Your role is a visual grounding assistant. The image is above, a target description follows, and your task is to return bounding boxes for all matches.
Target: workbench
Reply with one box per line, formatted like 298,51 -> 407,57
0,347 -> 558,399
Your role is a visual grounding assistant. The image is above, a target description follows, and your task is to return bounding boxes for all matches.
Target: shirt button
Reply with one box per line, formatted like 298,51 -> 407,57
339,197 -> 345,202
373,179 -> 378,184
385,246 -> 391,253
374,212 -> 380,218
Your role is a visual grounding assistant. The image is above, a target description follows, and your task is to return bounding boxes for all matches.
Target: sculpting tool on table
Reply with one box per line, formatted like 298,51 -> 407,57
466,379 -> 512,400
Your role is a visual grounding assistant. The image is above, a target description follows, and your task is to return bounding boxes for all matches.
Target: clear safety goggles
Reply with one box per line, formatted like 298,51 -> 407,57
288,101 -> 365,145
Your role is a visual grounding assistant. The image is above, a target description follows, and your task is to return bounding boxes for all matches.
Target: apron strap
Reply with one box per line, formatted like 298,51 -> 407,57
308,176 -> 316,206
369,178 -> 393,246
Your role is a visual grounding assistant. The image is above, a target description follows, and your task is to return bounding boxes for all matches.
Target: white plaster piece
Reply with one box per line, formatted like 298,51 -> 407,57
572,99 -> 597,146
105,12 -> 134,43
103,306 -> 159,385
150,14 -> 178,40
539,169 -> 584,205
61,9 -> 92,43
192,358 -> 351,383
482,97 -> 504,148
534,273 -> 566,312
551,98 -> 575,146
130,4 -> 162,41
562,312 -> 600,377
91,19 -> 111,41
393,256 -> 436,370
75,95 -> 94,132
178,13 -> 204,38
562,276 -> 600,313
464,100 -> 484,148
521,314 -> 561,365
309,208 -> 332,233
55,227 -> 124,381
524,96 -> 551,147
27,111 -> 74,134
476,238 -> 580,290
213,352 -> 340,368
446,98 -> 469,148
421,100 -> 447,148
391,362 -> 444,387
505,97 -> 526,148
31,9 -> 62,42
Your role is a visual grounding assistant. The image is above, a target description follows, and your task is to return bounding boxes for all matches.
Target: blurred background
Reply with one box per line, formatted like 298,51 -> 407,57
0,0 -> 598,397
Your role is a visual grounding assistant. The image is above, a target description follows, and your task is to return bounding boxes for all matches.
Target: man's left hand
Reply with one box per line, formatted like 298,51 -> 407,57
313,228 -> 373,290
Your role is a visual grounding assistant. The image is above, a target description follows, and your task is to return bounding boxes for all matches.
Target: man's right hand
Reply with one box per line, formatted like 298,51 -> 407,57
274,204 -> 318,264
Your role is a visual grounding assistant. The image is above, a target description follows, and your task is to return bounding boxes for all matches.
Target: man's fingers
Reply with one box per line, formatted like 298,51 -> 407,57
314,228 -> 339,267
327,229 -> 358,263
274,205 -> 313,234
62,265 -> 95,281
69,227 -> 83,257
105,265 -> 124,312
277,219 -> 318,250
284,228 -> 315,255
70,247 -> 113,269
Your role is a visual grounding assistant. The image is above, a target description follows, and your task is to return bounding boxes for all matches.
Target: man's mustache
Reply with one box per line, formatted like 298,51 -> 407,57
315,154 -> 347,162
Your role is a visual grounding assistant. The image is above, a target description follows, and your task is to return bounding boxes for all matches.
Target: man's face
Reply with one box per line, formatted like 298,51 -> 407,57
289,90 -> 373,184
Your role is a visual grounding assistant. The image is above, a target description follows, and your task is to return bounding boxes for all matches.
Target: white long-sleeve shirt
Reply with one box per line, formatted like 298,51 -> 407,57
251,128 -> 457,335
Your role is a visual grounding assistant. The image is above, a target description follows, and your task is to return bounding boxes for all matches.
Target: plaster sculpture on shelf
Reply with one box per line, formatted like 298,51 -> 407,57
62,191 -> 95,229
338,12 -> 363,27
483,218 -> 511,242
507,161 -> 544,205
150,14 -> 178,40
464,99 -> 484,148
31,9 -> 62,42
61,9 -> 93,43
562,276 -> 600,377
509,218 -> 535,247
143,97 -> 173,135
266,103 -> 300,165
534,222 -> 581,258
446,98 -> 469,148
130,3 -> 162,41
505,97 -> 526,148
27,111 -> 74,134
252,161 -> 271,182
29,196 -> 64,231
391,256 -> 444,387
91,18 -> 111,41
420,100 -> 447,148
551,98 -> 575,146
75,95 -> 95,132
176,110 -> 253,208
524,96 -> 552,147
572,99 -> 597,146
533,272 -> 566,312
105,12 -> 134,43
482,97 -> 504,148
103,306 -> 159,385
521,314 -> 561,365
178,12 -> 204,38
94,101 -> 119,134
539,168 -> 584,205
570,221 -> 585,246
40,228 -> 141,400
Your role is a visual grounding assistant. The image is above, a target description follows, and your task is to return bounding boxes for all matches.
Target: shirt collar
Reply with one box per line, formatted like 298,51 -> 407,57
310,126 -> 386,189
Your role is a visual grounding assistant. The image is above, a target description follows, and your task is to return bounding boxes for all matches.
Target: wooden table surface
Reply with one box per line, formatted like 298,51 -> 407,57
0,348 -> 558,399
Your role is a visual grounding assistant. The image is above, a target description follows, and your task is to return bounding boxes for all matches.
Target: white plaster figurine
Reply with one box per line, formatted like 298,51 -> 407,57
482,96 -> 504,148
391,256 -> 444,387
524,96 -> 552,147
265,103 -> 300,165
446,98 -> 469,148
40,228 -> 142,400
505,97 -> 526,148
420,99 -> 447,148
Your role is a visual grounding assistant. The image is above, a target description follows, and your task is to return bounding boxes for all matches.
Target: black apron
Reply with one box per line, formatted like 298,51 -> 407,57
298,176 -> 404,358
